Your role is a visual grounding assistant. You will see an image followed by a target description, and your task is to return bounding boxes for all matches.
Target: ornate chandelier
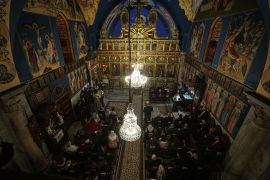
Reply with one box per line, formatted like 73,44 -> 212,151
119,103 -> 141,142
125,64 -> 147,88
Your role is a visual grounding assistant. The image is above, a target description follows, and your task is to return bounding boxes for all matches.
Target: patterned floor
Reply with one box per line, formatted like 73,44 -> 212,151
117,94 -> 143,180
106,101 -> 128,118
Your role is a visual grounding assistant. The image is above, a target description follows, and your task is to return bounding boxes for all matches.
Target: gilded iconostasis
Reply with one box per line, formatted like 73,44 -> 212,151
95,1 -> 183,89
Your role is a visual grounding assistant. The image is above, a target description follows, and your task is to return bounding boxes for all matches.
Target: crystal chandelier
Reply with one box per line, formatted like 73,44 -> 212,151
119,103 -> 141,142
125,64 -> 147,88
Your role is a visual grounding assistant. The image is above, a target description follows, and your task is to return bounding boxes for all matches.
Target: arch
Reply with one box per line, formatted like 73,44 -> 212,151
56,12 -> 74,64
203,17 -> 222,65
100,1 -> 179,39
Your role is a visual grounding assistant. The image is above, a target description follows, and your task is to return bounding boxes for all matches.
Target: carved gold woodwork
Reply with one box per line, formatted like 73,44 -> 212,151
96,6 -> 183,89
179,0 -> 199,21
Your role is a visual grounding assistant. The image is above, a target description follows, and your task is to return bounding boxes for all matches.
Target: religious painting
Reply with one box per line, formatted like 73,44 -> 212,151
196,0 -> 258,21
0,1 -> 20,92
122,64 -> 129,76
74,22 -> 89,59
204,17 -> 222,65
19,14 -> 61,78
217,11 -> 265,83
68,72 -> 75,94
77,0 -> 100,26
111,63 -> 120,76
99,63 -> 110,75
224,78 -> 231,90
190,23 -> 205,59
144,65 -> 154,77
166,64 -> 176,78
257,59 -> 270,99
23,0 -> 84,21
156,64 -> 165,77
219,94 -> 236,126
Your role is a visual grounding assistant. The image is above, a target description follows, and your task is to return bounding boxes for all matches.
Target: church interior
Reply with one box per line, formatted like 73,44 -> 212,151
1,0 -> 270,179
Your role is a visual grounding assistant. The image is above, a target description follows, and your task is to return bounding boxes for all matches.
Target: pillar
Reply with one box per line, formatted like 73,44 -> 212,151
0,85 -> 48,172
221,92 -> 270,180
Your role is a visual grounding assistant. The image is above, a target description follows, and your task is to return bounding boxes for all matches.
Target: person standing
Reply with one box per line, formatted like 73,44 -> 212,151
143,101 -> 153,122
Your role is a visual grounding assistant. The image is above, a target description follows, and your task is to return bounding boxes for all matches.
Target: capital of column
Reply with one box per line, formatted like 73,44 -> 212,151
244,91 -> 270,129
0,84 -> 32,117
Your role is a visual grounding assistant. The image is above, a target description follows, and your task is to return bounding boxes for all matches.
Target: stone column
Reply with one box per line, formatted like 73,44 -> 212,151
0,85 -> 48,172
221,92 -> 270,180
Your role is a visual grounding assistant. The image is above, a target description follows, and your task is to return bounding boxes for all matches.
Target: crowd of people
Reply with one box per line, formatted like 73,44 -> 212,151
144,104 -> 231,180
50,85 -> 120,180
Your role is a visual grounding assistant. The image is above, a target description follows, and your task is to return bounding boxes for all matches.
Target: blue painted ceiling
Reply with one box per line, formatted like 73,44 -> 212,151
88,0 -> 192,51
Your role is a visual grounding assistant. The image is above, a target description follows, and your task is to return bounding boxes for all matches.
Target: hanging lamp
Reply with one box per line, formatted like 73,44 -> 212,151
120,0 -> 142,142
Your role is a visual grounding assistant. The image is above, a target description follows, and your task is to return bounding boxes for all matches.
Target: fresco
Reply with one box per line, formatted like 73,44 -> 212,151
77,0 -> 99,26
190,22 -> 205,59
74,22 -> 89,59
217,11 -> 264,83
196,0 -> 257,20
0,0 -> 20,92
23,0 -> 84,21
257,55 -> 270,99
204,17 -> 222,65
19,15 -> 61,78
201,79 -> 248,138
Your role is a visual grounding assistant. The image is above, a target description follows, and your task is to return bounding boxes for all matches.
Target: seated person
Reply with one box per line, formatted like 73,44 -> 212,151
65,141 -> 78,153
107,130 -> 119,149
173,90 -> 182,102
159,136 -> 169,149
83,117 -> 101,132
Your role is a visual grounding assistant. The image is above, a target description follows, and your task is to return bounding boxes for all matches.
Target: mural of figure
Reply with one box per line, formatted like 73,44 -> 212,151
45,33 -> 57,64
261,66 -> 270,93
0,64 -> 15,83
220,95 -> 236,126
215,91 -> 228,119
194,23 -> 205,57
23,39 -> 40,73
24,22 -> 46,58
190,25 -> 198,54
74,22 -> 88,58
218,12 -> 264,82
226,101 -> 244,134
206,83 -> 217,110
211,86 -> 222,113
201,80 -> 213,105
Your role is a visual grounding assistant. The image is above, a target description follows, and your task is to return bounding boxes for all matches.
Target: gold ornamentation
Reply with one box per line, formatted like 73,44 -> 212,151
179,0 -> 198,21
77,0 -> 100,26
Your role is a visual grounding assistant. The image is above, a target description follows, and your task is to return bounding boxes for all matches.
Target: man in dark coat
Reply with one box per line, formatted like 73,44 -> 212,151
143,101 -> 153,122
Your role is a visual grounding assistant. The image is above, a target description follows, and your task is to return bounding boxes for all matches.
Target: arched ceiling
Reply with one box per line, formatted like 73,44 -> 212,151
80,0 -> 193,51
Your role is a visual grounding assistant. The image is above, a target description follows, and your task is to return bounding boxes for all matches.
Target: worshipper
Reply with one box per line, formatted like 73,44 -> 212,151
65,141 -> 78,153
83,117 -> 101,132
198,106 -> 210,120
110,107 -> 118,124
156,164 -> 166,180
159,136 -> 169,149
98,88 -> 105,107
107,130 -> 119,149
172,90 -> 182,111
93,89 -> 104,114
143,101 -> 153,122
